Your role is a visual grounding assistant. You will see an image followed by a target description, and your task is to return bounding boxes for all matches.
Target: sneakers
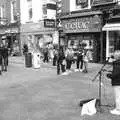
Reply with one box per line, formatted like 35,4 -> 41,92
110,109 -> 120,115
61,72 -> 69,75
74,69 -> 83,72
74,69 -> 79,72
79,69 -> 83,72
68,70 -> 72,73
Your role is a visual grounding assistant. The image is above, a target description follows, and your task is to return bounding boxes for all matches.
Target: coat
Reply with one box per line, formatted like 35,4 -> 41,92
1,47 -> 8,58
0,47 -> 2,65
107,59 -> 120,86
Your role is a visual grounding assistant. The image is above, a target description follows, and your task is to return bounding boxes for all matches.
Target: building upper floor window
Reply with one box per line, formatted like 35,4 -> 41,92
27,0 -> 32,2
76,0 -> 91,9
42,4 -> 47,19
11,1 -> 17,22
26,0 -> 32,21
27,0 -> 32,8
0,5 -> 5,18
28,8 -> 33,20
92,0 -> 117,6
0,5 -> 6,25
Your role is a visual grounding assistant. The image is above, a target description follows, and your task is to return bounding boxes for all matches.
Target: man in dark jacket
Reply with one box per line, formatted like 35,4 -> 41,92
74,49 -> 83,72
57,47 -> 66,75
1,40 -> 9,72
107,50 -> 120,115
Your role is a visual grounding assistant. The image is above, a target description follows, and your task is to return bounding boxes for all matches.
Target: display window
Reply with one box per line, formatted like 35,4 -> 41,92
67,34 -> 94,61
109,31 -> 120,56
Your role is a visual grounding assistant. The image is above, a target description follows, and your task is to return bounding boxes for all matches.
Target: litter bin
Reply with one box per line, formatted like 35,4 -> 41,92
33,52 -> 41,69
25,52 -> 32,67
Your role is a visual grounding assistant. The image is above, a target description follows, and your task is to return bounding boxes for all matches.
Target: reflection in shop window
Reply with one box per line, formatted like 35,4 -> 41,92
84,40 -> 93,49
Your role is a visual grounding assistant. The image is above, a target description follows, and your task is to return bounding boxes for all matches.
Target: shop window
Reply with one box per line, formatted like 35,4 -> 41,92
70,40 -> 74,46
109,31 -> 115,55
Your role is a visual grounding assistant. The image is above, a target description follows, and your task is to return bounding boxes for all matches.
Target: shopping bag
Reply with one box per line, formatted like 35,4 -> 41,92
81,99 -> 97,116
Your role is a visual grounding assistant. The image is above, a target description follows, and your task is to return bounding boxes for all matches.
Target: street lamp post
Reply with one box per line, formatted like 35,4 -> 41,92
57,23 -> 63,75
16,12 -> 21,56
56,1 -> 62,75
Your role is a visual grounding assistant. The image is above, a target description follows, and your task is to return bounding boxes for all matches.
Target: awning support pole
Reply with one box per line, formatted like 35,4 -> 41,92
106,31 -> 109,59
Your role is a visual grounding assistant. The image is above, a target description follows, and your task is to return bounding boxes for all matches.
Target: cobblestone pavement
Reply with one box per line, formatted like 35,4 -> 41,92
0,56 -> 119,120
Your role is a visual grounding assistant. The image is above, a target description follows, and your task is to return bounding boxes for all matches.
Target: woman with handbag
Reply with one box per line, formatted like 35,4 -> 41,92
83,49 -> 89,73
65,47 -> 74,73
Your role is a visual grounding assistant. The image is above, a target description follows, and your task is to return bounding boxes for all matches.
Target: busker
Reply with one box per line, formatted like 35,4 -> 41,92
107,50 -> 120,115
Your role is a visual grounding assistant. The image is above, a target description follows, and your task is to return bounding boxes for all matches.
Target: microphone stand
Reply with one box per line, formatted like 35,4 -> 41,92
92,60 -> 108,112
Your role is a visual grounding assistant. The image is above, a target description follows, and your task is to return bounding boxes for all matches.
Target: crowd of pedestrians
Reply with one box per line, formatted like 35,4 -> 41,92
22,40 -> 90,74
49,46 -> 91,75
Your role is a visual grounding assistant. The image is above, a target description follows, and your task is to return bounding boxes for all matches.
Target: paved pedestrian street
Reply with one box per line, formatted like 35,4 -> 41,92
0,58 -> 120,120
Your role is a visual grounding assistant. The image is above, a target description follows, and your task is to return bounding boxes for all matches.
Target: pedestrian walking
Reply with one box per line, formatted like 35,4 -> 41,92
107,50 -> 120,115
52,48 -> 58,66
83,49 -> 90,73
65,47 -> 74,73
57,47 -> 66,75
43,47 -> 49,63
23,44 -> 28,55
1,40 -> 9,72
74,49 -> 84,72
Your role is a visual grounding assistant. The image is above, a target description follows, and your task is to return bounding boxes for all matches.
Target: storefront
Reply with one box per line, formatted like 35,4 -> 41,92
21,20 -> 58,54
6,27 -> 20,56
103,21 -> 120,59
0,26 -> 20,56
61,11 -> 102,62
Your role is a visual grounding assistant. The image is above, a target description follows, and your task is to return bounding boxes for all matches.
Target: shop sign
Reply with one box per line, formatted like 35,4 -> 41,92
92,0 -> 115,6
21,22 -> 55,33
6,28 -> 19,33
44,19 -> 55,28
76,0 -> 88,8
62,15 -> 102,33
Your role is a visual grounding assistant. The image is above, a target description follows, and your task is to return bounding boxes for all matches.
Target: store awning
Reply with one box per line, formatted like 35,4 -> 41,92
102,23 -> 120,31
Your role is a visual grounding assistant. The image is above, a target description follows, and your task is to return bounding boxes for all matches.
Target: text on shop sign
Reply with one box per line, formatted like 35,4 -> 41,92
62,16 -> 102,32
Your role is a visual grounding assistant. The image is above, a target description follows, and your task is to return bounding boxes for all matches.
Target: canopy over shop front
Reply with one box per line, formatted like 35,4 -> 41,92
102,23 -> 120,31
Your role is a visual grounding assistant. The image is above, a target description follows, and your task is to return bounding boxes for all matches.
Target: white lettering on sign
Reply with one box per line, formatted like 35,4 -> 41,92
62,16 -> 102,32
65,21 -> 89,30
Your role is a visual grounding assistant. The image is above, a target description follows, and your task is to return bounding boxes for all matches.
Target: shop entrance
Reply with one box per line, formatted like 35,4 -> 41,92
67,33 -> 101,62
7,35 -> 20,56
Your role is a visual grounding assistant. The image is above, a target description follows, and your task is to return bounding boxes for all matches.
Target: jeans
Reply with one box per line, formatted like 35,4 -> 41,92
2,57 -> 8,71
